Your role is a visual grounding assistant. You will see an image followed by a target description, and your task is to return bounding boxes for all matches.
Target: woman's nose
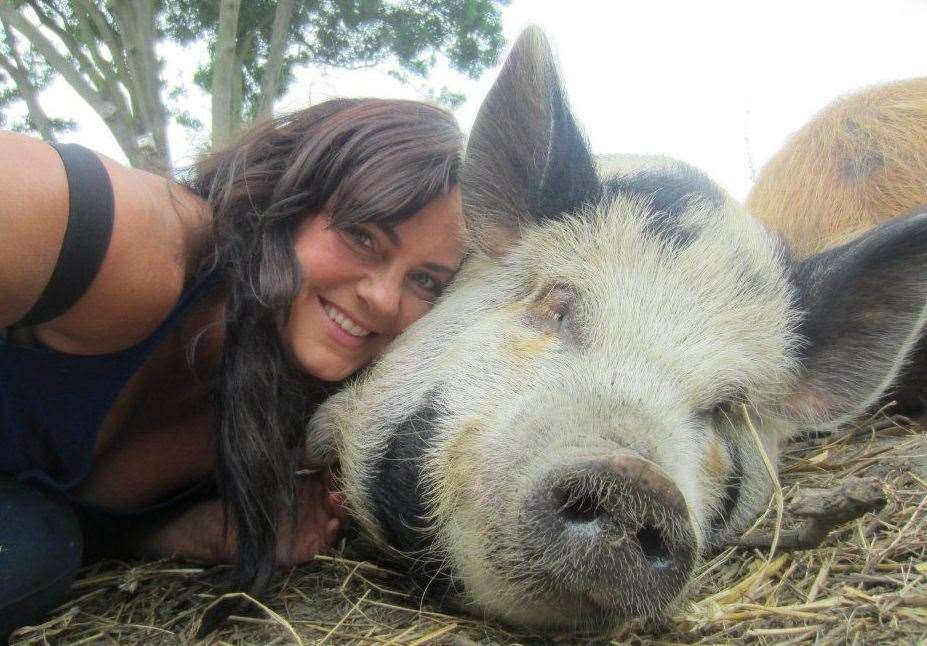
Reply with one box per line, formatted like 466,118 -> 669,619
356,269 -> 402,322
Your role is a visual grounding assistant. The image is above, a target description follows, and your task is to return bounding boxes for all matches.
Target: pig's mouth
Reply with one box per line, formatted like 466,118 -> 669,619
500,454 -> 697,623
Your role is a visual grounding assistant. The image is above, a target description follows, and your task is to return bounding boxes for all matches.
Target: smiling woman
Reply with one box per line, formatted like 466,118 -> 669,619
0,98 -> 464,637
286,191 -> 463,382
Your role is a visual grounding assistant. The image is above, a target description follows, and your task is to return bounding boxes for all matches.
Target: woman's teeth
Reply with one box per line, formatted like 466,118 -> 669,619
324,304 -> 371,337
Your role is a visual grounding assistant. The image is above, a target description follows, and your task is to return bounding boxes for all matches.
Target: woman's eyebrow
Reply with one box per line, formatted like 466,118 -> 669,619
378,224 -> 402,247
423,262 -> 458,275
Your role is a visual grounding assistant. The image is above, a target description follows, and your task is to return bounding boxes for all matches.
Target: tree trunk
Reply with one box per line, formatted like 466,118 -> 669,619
228,30 -> 257,137
212,0 -> 242,147
229,59 -> 243,137
130,0 -> 170,168
110,0 -> 170,173
256,0 -> 295,122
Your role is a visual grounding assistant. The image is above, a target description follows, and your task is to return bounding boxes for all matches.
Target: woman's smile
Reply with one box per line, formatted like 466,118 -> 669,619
318,297 -> 374,347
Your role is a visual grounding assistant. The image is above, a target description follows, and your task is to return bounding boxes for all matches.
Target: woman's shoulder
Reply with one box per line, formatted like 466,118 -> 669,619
0,132 -> 70,327
0,132 -> 212,354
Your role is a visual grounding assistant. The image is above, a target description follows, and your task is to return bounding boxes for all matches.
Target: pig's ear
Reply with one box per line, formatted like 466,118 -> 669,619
462,26 -> 601,257
782,210 -> 927,428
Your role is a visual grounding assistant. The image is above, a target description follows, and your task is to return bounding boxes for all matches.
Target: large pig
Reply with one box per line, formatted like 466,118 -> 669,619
306,29 -> 927,629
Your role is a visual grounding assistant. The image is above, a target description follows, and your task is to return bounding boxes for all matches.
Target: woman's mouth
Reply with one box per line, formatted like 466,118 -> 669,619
321,299 -> 372,339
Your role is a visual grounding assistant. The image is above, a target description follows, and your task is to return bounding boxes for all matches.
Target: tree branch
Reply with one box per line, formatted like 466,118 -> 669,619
1,6 -> 105,113
108,0 -> 170,172
0,18 -> 55,140
71,6 -> 122,89
71,0 -> 129,77
108,1 -> 149,127
26,0 -> 109,90
730,477 -> 887,551
0,5 -> 139,163
25,1 -> 138,141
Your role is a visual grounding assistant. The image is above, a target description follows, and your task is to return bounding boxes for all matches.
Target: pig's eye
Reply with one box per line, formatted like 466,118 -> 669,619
530,284 -> 577,334
710,401 -> 733,426
698,395 -> 743,426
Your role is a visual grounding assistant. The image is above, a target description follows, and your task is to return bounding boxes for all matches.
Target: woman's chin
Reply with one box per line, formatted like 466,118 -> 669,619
296,348 -> 365,383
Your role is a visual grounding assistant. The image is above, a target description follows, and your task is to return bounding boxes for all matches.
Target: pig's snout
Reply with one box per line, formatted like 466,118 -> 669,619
523,454 -> 696,618
554,455 -> 688,569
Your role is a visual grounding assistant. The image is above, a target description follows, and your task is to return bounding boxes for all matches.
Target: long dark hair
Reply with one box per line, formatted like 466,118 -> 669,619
187,98 -> 462,600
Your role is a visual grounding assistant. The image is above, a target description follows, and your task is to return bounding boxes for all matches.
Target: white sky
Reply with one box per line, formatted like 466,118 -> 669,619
35,0 -> 927,201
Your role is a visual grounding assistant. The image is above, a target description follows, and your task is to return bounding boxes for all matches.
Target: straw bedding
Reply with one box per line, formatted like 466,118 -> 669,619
10,409 -> 927,645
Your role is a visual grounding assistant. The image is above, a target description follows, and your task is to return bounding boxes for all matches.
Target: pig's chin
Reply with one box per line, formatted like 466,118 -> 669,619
450,570 -> 684,631
454,540 -> 693,630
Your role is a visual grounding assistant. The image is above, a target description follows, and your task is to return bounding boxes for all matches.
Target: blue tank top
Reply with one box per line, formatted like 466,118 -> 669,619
0,268 -> 221,493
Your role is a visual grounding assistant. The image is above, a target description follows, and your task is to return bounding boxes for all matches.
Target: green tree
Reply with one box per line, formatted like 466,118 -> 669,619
0,0 -> 508,173
0,14 -> 74,138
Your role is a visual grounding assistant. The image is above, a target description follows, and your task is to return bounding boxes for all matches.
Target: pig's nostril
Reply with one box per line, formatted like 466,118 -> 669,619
556,488 -> 602,525
636,524 -> 672,569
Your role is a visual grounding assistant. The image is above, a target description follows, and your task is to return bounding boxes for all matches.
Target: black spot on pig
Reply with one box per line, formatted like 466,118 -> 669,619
368,393 -> 443,556
604,165 -> 726,249
708,435 -> 743,538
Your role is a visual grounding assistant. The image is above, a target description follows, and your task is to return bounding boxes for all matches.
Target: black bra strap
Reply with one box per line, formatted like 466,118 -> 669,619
14,143 -> 115,327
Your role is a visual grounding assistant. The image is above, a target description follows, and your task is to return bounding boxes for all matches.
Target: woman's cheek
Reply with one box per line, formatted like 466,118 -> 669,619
396,299 -> 434,335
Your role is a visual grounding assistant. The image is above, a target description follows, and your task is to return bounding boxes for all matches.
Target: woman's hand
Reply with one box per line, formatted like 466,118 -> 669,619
132,472 -> 347,566
276,471 -> 348,566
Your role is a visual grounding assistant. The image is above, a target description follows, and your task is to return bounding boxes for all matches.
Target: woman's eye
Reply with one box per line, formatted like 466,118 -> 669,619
411,272 -> 441,296
345,226 -> 375,250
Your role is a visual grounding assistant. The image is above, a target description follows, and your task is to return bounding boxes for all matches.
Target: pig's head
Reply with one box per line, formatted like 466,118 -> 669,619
307,28 -> 927,630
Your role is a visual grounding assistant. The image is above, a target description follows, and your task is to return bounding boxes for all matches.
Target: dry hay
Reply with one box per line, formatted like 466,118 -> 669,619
11,410 -> 927,645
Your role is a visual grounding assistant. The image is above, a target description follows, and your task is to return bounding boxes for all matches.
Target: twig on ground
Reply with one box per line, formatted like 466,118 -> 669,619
730,477 -> 886,551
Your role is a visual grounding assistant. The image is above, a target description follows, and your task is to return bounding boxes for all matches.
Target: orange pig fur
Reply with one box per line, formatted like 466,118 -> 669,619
747,78 -> 927,258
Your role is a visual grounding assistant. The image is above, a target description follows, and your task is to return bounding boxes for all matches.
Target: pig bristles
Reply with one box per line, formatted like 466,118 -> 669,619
741,402 -> 785,561
14,411 -> 927,643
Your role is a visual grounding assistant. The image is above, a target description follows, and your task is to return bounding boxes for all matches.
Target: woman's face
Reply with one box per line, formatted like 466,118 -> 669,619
283,188 -> 465,382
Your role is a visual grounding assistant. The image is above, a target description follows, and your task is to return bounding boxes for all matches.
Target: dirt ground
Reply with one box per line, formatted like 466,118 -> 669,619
10,411 -> 927,645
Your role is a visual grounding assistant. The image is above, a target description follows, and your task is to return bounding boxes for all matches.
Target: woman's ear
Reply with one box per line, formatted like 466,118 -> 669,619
781,210 -> 927,429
